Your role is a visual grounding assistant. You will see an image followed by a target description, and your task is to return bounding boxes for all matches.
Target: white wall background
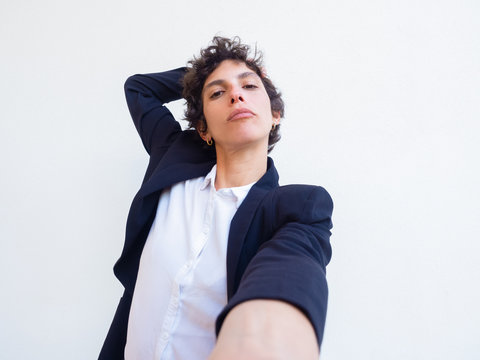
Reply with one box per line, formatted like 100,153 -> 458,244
1,0 -> 479,359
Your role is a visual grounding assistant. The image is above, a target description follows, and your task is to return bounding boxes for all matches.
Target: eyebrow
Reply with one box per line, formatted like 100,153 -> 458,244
203,71 -> 258,91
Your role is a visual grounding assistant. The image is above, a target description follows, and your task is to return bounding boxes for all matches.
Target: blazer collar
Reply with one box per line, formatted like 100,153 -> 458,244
138,132 -> 216,198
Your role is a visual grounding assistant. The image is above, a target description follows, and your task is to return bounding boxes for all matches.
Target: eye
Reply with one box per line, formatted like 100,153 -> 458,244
244,84 -> 258,89
210,90 -> 224,99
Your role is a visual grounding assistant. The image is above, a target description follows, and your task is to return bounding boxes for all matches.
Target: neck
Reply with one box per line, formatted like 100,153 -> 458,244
214,143 -> 268,190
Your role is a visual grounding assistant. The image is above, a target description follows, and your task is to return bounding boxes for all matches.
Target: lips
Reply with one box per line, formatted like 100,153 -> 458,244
228,108 -> 255,121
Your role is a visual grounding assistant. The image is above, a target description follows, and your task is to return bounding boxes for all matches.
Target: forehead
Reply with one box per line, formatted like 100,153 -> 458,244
203,60 -> 258,87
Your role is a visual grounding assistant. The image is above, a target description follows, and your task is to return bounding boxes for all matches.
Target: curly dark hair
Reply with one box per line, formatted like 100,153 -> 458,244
183,36 -> 284,153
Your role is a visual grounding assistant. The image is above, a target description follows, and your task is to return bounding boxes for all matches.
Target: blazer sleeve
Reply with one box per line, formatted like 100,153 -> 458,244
217,185 -> 333,346
124,67 -> 187,154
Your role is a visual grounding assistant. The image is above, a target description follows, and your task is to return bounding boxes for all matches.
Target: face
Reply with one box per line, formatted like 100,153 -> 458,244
201,60 -> 280,152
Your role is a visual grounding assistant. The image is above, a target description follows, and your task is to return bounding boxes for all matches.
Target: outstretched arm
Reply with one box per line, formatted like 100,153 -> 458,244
209,299 -> 319,360
212,186 -> 333,359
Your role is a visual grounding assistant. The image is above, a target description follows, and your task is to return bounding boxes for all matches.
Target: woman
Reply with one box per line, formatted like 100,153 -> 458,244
99,36 -> 333,360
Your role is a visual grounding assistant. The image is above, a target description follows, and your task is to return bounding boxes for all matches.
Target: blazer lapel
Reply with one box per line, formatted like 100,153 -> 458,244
226,157 -> 279,298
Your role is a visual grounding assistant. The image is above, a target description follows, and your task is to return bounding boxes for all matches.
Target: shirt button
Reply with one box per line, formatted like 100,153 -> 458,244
162,332 -> 169,340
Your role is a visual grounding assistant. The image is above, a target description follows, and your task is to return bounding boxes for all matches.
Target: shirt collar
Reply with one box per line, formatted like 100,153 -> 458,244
199,164 -> 255,208
200,164 -> 217,191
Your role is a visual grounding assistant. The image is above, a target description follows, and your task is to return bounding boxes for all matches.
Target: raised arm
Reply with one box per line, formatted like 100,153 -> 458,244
124,67 -> 186,154
212,186 -> 333,359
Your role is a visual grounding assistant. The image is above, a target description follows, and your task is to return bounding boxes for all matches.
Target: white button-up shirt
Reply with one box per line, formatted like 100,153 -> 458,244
125,165 -> 254,360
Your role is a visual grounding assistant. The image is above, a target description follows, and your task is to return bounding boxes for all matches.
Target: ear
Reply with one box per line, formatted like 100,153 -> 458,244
272,111 -> 281,125
197,127 -> 210,142
197,118 -> 209,140
198,130 -> 207,141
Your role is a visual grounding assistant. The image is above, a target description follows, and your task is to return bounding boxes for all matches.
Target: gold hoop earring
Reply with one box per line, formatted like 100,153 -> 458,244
206,139 -> 213,146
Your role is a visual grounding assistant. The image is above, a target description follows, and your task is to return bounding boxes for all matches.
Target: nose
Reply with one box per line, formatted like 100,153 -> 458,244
230,88 -> 244,104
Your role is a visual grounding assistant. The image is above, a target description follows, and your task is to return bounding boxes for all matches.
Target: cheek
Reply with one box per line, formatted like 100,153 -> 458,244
202,105 -> 220,131
259,97 -> 274,119
258,92 -> 272,111
202,102 -> 213,121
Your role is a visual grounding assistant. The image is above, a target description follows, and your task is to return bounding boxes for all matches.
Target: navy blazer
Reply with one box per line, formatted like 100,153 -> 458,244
99,68 -> 333,359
